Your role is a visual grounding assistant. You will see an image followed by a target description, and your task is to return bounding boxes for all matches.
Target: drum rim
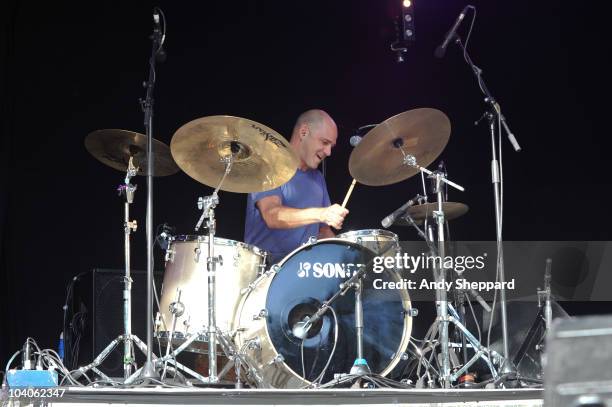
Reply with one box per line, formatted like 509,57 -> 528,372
337,229 -> 398,240
170,234 -> 268,256
274,237 -> 377,268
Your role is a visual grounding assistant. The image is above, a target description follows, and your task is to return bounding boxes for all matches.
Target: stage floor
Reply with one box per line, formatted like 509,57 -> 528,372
4,387 -> 544,407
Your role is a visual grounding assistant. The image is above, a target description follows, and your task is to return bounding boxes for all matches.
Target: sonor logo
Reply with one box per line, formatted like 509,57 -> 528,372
297,262 -> 365,278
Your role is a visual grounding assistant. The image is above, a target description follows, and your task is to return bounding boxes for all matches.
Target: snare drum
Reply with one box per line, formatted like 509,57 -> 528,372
156,235 -> 266,350
338,229 -> 400,258
232,238 -> 412,388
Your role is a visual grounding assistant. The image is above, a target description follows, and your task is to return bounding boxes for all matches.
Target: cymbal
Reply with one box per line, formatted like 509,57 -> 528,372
349,108 -> 450,186
85,129 -> 179,176
170,115 -> 298,193
394,202 -> 469,226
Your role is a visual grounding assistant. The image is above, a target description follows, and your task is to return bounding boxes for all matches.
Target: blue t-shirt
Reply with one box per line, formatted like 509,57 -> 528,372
245,169 -> 331,264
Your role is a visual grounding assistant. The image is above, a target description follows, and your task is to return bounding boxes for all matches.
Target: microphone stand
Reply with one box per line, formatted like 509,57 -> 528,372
138,11 -> 165,382
454,35 -> 521,379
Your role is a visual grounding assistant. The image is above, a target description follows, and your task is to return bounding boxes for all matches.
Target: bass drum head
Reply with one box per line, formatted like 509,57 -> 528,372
265,239 -> 411,384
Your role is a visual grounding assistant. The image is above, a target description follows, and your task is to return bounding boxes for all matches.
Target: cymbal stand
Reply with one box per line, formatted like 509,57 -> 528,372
400,210 -> 501,386
394,142 -> 464,387
193,153 -> 234,383
125,154 -> 248,386
71,158 -> 147,381
120,158 -> 138,378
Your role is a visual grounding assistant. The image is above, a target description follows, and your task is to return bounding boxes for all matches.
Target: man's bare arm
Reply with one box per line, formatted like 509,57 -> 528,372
257,195 -> 348,230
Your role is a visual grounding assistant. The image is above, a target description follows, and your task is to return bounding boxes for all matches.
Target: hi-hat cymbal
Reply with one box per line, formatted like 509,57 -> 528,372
394,202 -> 469,226
349,108 -> 450,186
170,115 -> 298,193
85,129 -> 179,176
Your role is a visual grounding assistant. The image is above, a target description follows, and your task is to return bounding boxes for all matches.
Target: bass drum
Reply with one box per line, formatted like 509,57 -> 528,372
233,238 -> 412,388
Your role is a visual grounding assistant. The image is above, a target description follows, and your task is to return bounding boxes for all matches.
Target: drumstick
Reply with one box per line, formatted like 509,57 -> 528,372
341,179 -> 357,208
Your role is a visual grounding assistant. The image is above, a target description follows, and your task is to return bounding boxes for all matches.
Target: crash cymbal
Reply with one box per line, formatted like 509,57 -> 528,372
85,129 -> 179,176
170,115 -> 298,193
349,108 -> 450,186
394,202 -> 468,226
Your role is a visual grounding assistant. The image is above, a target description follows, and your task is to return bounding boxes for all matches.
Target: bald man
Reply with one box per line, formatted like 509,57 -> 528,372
244,110 -> 349,264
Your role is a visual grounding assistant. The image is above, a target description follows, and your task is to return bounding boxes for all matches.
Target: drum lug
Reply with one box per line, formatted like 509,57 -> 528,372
182,316 -> 191,332
246,337 -> 261,350
267,354 -> 285,366
258,252 -> 268,275
403,307 -> 419,317
390,352 -> 410,361
165,248 -> 175,262
253,309 -> 268,320
307,236 -> 318,245
194,246 -> 201,262
266,264 -> 280,276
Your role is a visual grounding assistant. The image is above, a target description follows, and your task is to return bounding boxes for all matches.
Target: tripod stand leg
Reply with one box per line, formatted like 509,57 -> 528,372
71,336 -> 121,381
91,367 -> 113,383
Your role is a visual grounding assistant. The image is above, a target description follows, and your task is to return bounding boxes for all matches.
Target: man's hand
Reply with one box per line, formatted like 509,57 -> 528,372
320,204 -> 349,230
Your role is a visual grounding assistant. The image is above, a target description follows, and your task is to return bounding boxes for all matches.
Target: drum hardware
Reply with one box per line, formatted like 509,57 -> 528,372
380,148 -> 466,388
399,197 -> 504,387
537,258 -> 553,332
80,122 -> 180,382
193,156 -> 231,383
161,289 -> 184,380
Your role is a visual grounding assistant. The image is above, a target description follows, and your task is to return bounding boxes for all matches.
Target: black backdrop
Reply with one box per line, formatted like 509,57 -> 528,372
2,1 -> 611,366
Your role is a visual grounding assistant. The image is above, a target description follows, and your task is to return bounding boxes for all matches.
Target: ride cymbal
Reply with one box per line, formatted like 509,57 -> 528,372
85,129 -> 179,176
170,115 -> 298,193
349,108 -> 450,186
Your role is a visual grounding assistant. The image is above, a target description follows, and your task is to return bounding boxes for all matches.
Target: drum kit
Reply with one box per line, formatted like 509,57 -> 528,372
79,107 -> 517,389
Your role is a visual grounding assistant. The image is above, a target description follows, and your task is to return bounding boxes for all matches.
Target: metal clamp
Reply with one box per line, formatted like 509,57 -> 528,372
252,309 -> 268,320
267,354 -> 285,366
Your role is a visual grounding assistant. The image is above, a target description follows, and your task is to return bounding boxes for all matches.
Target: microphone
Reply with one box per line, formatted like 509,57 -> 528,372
349,135 -> 362,147
381,197 -> 418,228
153,10 -> 161,29
292,317 -> 312,339
434,6 -> 469,58
157,223 -> 175,250
152,9 -> 167,62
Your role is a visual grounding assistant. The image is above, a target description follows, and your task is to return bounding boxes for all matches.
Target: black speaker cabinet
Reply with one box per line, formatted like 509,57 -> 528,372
545,314 -> 612,406
92,268 -> 163,378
